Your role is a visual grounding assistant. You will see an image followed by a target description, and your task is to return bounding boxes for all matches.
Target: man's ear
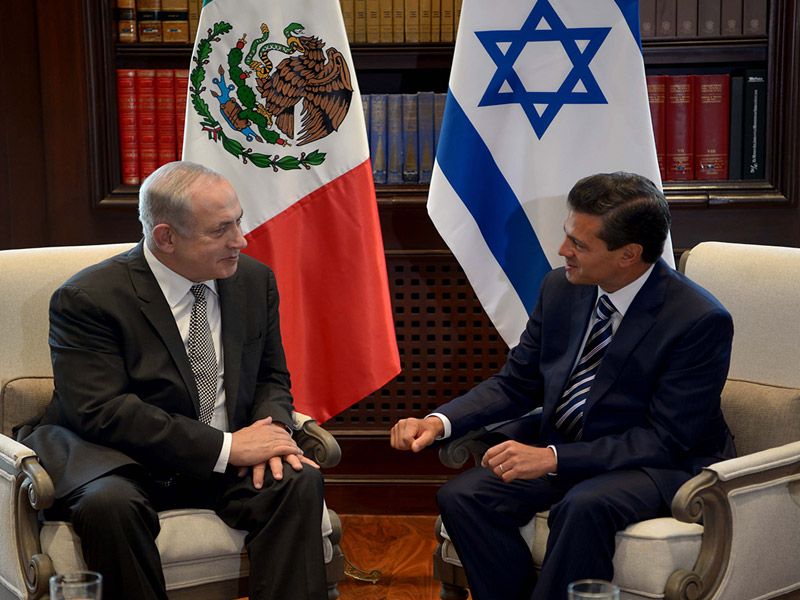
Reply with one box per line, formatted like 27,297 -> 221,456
152,223 -> 176,254
619,243 -> 643,267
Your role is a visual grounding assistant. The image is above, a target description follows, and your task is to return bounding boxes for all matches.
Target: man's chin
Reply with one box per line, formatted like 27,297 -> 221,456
218,257 -> 239,278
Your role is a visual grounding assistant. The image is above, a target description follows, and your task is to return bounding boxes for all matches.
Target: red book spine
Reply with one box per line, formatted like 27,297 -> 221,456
136,69 -> 159,181
155,69 -> 176,167
116,69 -> 140,185
646,75 -> 667,181
174,69 -> 189,160
695,74 -> 730,180
666,75 -> 695,181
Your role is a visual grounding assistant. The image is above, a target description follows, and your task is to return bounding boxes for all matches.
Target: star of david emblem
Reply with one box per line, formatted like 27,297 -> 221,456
477,0 -> 611,139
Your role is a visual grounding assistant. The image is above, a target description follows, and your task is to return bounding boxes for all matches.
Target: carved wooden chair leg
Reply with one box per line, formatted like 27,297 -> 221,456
439,582 -> 469,599
326,580 -> 340,600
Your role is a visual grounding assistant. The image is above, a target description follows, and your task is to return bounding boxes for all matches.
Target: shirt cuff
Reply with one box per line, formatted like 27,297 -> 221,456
213,432 -> 233,473
547,444 -> 558,476
427,413 -> 451,439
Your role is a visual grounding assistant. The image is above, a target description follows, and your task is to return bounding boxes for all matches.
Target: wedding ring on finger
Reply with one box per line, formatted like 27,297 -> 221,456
499,464 -> 505,473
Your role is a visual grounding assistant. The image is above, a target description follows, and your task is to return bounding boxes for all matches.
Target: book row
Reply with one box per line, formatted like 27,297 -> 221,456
114,72 -> 444,186
115,72 -> 764,188
116,69 -> 189,185
115,0 -> 463,45
363,93 -> 446,185
639,0 -> 767,38
116,0 -> 767,47
341,0 -> 463,44
116,0 -> 202,43
647,72 -> 766,181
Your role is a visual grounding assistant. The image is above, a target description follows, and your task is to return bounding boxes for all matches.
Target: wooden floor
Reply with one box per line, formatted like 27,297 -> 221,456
336,514 -> 442,600
234,515 -> 444,600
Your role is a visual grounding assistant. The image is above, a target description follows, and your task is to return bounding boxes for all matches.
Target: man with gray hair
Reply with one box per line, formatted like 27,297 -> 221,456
24,161 -> 328,600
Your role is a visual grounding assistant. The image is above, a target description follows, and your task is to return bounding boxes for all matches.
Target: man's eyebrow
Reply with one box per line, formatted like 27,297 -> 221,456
216,210 -> 244,229
563,226 -> 585,246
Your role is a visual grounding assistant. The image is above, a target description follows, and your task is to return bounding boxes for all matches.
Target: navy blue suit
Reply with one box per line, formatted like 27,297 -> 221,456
435,259 -> 735,600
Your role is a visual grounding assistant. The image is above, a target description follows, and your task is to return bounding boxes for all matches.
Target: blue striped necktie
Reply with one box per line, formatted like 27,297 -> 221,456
554,294 -> 617,441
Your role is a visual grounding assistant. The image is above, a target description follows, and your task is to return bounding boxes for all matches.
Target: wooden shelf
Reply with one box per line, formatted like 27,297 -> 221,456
642,37 -> 768,65
102,181 -> 787,211
115,36 -> 769,70
374,181 -> 788,210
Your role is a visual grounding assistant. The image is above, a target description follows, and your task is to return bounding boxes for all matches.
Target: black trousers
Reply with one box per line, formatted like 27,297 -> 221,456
437,466 -> 669,600
47,464 -> 328,600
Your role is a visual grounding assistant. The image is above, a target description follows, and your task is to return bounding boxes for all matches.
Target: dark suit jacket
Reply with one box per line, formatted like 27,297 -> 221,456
25,241 -> 294,498
437,259 -> 736,502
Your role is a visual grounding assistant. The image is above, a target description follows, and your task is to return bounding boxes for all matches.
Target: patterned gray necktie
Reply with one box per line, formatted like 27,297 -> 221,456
188,284 -> 217,425
554,294 -> 617,441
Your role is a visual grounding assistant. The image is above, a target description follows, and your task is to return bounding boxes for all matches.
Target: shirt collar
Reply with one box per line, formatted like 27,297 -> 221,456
143,241 -> 218,309
598,263 -> 656,318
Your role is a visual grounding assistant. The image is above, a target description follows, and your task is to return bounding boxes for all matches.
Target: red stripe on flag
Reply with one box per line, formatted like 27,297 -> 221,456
244,159 -> 400,422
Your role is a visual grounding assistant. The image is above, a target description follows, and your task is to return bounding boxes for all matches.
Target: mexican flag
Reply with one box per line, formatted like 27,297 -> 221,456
182,0 -> 400,422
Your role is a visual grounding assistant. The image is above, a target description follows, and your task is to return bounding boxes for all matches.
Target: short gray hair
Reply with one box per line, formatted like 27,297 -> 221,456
138,161 -> 224,239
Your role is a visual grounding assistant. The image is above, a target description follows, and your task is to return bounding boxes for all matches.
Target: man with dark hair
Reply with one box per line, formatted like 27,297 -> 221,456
24,161 -> 328,600
391,172 -> 735,599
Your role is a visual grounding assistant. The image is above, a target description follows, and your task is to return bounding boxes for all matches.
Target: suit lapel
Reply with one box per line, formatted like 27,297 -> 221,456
218,270 -> 246,427
584,260 -> 669,411
127,242 -> 201,418
543,284 -> 596,426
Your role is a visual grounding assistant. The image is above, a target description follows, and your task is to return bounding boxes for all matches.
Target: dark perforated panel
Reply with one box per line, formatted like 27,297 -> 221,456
326,254 -> 510,428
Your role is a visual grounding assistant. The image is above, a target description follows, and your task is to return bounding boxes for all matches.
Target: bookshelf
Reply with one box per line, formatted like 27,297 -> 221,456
100,13 -> 790,210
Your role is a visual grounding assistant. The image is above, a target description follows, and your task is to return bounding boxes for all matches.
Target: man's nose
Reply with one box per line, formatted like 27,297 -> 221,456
230,225 -> 247,250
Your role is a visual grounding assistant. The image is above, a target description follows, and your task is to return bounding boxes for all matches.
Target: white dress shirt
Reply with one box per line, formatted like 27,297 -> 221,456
143,243 -> 232,472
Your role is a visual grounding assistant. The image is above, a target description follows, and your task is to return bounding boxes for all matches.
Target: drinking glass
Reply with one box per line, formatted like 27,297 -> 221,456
50,571 -> 103,600
568,579 -> 620,599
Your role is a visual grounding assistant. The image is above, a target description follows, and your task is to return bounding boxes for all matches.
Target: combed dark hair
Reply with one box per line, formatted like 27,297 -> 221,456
138,161 -> 223,239
567,172 -> 671,263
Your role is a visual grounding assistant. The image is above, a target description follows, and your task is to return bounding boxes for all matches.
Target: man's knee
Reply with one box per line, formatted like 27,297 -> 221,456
436,468 -> 483,518
291,464 -> 324,490
70,475 -> 158,536
551,486 -> 603,518
550,471 -> 665,533
272,464 -> 324,505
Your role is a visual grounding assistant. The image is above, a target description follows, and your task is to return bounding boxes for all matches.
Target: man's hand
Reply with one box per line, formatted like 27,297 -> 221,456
231,417 -> 319,489
481,441 -> 557,482
230,416 -> 299,465
390,417 -> 444,452
238,453 -> 319,489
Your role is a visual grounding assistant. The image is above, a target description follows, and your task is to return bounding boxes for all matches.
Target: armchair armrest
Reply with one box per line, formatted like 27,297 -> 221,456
291,412 -> 342,469
665,441 -> 800,600
438,410 -> 545,469
0,433 -> 56,599
438,428 -> 490,469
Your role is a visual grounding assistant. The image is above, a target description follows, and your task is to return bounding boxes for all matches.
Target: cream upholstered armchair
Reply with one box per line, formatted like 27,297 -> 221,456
434,241 -> 800,600
0,243 -> 345,600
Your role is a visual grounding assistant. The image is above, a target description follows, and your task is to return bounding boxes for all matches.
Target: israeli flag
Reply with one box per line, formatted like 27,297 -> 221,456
429,0 -> 671,346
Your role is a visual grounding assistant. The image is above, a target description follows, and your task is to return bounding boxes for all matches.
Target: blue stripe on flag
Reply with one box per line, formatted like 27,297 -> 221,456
436,91 -> 552,316
613,0 -> 642,52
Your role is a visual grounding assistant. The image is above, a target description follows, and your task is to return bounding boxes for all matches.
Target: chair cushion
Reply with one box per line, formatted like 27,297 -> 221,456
721,379 -> 800,456
0,376 -> 54,438
41,509 -> 334,591
41,510 -> 248,590
441,513 -> 702,599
